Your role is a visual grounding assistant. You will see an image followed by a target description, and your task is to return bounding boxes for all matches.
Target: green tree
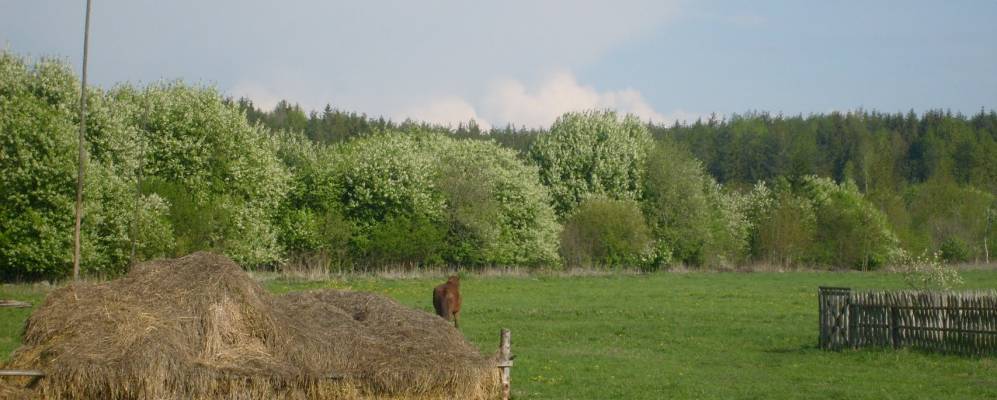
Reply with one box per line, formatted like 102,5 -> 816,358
905,178 -> 994,262
360,214 -> 446,267
750,183 -> 817,267
530,110 -> 653,216
560,197 -> 653,268
316,133 -> 560,268
0,53 -> 172,277
122,82 -> 291,267
642,141 -> 751,267
274,131 -> 353,270
801,176 -> 899,269
0,55 -> 78,277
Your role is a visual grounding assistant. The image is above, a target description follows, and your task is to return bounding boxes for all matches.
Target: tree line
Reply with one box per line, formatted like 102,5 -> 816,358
240,97 -> 997,268
1,52 -> 994,279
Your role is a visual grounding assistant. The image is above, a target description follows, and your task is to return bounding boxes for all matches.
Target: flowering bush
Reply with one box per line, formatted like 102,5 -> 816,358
530,110 -> 653,216
894,250 -> 963,290
0,54 -> 177,277
292,133 -> 561,267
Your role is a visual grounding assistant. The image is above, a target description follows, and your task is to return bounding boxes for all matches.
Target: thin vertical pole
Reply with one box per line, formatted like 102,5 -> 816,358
129,117 -> 146,267
986,209 -> 992,264
73,0 -> 93,281
129,140 -> 144,266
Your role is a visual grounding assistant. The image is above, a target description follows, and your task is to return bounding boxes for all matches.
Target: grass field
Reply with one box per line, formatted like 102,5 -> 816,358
3,270 -> 997,399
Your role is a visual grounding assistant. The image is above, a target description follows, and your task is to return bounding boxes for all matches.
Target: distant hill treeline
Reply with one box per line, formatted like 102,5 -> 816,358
232,98 -> 544,153
237,98 -> 997,195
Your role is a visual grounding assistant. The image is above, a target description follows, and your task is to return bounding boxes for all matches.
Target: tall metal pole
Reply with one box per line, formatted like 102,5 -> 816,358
73,0 -> 93,281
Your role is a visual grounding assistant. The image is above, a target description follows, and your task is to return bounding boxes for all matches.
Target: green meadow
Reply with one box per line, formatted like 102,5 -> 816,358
3,271 -> 997,399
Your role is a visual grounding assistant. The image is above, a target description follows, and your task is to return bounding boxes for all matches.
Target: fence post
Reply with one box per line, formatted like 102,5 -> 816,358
847,302 -> 857,348
889,305 -> 900,349
843,292 -> 853,349
498,328 -> 513,400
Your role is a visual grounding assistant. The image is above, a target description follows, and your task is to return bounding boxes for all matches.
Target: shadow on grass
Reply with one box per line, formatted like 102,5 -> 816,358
762,343 -> 820,354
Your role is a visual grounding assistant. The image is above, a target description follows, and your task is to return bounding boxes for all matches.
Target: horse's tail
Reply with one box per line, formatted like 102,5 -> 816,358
451,287 -> 462,314
433,287 -> 450,320
440,298 -> 452,321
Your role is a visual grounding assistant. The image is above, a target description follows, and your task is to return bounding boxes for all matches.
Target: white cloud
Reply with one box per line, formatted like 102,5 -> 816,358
229,82 -> 284,111
389,71 -> 700,129
400,97 -> 492,130
658,109 -> 705,125
481,71 -> 671,128
214,1 -> 680,120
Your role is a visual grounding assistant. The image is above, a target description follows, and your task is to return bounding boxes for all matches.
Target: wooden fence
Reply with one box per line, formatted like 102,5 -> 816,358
818,287 -> 997,356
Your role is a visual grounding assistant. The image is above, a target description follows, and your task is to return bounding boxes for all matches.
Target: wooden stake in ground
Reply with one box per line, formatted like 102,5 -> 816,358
498,328 -> 514,400
73,0 -> 93,281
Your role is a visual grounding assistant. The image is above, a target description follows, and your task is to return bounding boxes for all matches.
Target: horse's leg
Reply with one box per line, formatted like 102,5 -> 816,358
453,312 -> 459,329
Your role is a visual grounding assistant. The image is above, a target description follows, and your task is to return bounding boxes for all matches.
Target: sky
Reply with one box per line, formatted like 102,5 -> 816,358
2,0 -> 996,129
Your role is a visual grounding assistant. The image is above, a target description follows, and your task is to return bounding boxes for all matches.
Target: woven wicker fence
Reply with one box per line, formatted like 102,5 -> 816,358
818,287 -> 997,356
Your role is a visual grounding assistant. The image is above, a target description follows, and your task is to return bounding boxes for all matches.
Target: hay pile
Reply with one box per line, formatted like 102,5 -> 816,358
0,381 -> 30,399
1,252 -> 498,399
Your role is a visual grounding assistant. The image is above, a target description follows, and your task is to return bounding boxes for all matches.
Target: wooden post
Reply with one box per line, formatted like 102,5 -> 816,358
497,328 -> 513,400
73,0 -> 94,281
889,305 -> 900,349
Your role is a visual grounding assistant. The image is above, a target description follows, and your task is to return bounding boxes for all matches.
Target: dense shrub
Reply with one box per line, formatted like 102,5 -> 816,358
0,54 -> 170,278
748,180 -> 817,267
530,110 -> 653,216
275,137 -> 354,269
702,179 -> 753,267
289,133 -> 560,268
81,163 -> 174,276
799,176 -> 900,269
434,139 -> 561,266
895,250 -> 964,290
757,192 -> 817,266
745,177 -> 900,269
939,238 -> 970,263
560,197 -> 653,268
360,214 -> 446,266
122,83 -> 290,267
641,141 -> 751,267
436,161 -> 501,265
904,179 -> 994,261
0,55 -> 77,277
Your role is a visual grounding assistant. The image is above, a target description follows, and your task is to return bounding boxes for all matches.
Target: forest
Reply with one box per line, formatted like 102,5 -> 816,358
2,52 -> 995,279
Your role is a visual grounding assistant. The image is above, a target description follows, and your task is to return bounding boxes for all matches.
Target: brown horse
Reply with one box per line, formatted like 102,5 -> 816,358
433,275 -> 461,328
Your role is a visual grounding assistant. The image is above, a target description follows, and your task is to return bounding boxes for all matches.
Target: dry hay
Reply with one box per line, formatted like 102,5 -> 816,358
1,252 -> 498,399
0,381 -> 31,399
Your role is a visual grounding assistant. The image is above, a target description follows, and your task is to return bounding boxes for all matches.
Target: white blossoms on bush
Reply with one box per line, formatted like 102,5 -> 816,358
894,249 -> 964,290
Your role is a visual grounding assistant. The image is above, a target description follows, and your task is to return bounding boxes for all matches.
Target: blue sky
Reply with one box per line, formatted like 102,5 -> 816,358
2,0 -> 995,128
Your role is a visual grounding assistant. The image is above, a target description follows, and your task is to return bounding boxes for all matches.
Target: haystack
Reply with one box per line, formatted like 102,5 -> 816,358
1,252 -> 499,399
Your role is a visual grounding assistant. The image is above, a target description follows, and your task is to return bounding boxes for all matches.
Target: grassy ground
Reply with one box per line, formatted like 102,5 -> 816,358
3,271 -> 997,399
